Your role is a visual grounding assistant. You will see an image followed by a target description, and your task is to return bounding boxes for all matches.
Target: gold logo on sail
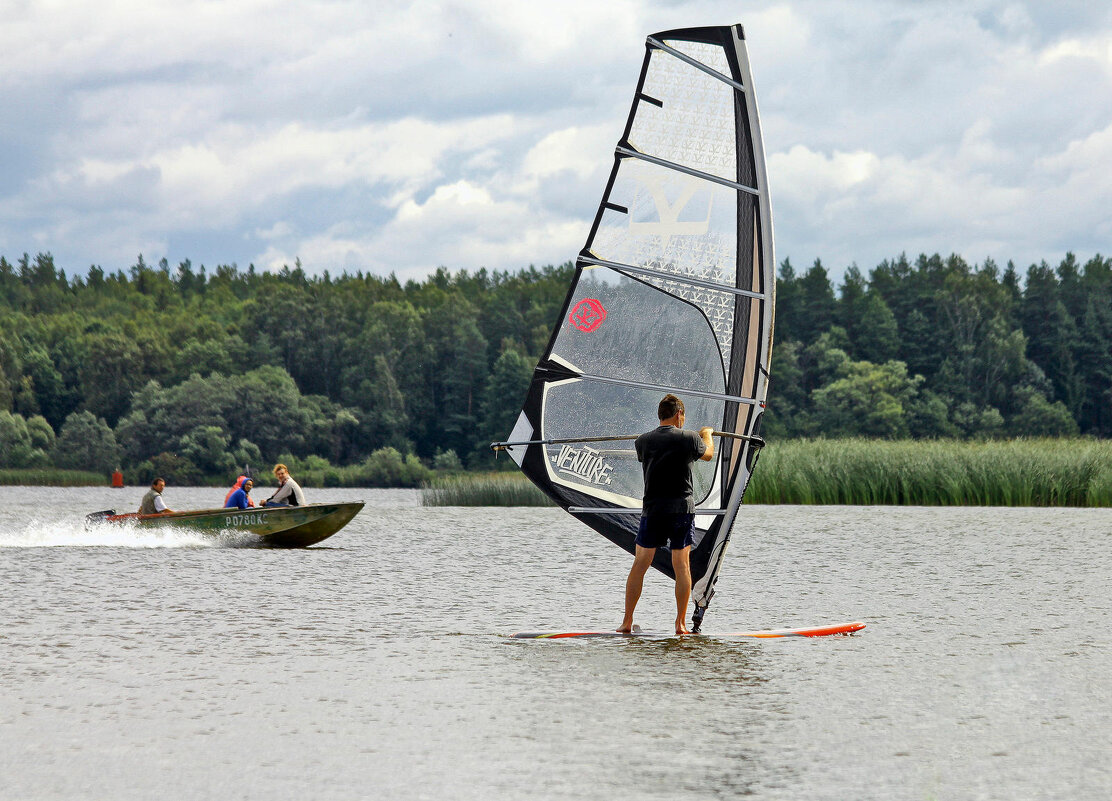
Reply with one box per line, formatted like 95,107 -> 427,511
627,168 -> 712,248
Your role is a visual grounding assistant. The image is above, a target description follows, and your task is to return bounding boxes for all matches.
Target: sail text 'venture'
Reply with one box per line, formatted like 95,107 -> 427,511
552,444 -> 614,486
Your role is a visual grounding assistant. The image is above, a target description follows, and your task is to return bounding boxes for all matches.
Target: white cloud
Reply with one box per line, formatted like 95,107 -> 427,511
259,175 -> 586,279
2,1 -> 1112,282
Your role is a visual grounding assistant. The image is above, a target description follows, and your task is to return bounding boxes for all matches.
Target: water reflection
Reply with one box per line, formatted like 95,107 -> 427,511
504,635 -> 785,796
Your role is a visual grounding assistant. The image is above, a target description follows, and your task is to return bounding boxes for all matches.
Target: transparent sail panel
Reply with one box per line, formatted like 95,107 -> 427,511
589,159 -> 741,363
591,160 -> 739,286
541,379 -> 721,508
631,48 -> 738,182
659,38 -> 732,78
551,267 -> 726,392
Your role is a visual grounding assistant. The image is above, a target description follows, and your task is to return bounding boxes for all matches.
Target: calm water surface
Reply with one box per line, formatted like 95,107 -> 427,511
1,486 -> 1109,800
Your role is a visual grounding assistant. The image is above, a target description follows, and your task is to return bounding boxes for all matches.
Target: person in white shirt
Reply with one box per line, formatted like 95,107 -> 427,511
261,463 -> 306,507
138,478 -> 173,515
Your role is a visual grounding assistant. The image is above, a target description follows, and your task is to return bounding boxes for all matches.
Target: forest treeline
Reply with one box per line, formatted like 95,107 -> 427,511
768,251 -> 1111,440
0,250 -> 1109,483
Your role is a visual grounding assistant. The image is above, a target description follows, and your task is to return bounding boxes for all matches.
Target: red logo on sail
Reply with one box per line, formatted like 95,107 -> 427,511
569,298 -> 607,333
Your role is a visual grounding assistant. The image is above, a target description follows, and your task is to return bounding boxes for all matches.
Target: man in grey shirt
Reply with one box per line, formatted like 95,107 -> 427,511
618,394 -> 714,635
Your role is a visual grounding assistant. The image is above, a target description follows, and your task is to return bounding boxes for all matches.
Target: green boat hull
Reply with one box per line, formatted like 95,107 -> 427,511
98,502 -> 364,547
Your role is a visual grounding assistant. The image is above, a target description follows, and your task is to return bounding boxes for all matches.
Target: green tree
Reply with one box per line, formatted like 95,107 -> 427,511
477,343 -> 534,466
432,449 -> 463,471
54,410 -> 120,473
774,258 -> 802,343
78,332 -> 148,425
1009,388 -> 1079,437
171,336 -> 235,382
21,346 -> 75,429
1076,295 -> 1112,435
178,425 -> 235,476
357,447 -> 432,487
0,411 -> 50,467
26,414 -> 56,454
223,366 -> 311,459
350,356 -> 410,454
906,391 -> 960,438
0,360 -> 13,413
760,340 -> 807,438
1022,262 -> 1081,415
838,264 -> 868,353
232,439 -> 264,471
811,359 -> 923,438
951,402 -> 1005,439
425,299 -> 488,459
855,293 -> 900,363
144,452 -> 202,485
796,259 -> 836,344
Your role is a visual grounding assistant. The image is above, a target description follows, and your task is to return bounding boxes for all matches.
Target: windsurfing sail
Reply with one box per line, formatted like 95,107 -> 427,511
494,24 -> 775,631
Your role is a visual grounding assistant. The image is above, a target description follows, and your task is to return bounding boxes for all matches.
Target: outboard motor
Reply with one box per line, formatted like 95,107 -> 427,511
84,510 -> 116,527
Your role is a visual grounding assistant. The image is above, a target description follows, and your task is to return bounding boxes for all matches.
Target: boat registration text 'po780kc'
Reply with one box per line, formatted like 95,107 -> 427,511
225,512 -> 268,526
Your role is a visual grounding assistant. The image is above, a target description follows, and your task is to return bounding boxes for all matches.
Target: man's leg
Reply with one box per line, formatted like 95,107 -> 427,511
671,546 -> 692,635
618,545 -> 656,632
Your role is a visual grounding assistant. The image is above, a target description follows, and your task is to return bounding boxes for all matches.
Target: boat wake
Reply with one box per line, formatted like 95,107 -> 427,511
0,519 -> 259,548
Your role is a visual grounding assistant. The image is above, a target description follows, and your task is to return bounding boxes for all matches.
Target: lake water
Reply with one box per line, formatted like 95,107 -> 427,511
0,486 -> 1109,800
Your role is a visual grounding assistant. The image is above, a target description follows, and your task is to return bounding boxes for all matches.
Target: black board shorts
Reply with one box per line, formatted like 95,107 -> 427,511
636,513 -> 695,550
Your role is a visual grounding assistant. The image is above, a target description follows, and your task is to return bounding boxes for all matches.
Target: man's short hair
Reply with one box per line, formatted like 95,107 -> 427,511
658,394 -> 684,420
151,477 -> 165,489
273,463 -> 288,476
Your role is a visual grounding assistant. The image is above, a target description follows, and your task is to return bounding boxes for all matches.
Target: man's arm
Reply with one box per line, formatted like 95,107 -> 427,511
698,427 -> 715,461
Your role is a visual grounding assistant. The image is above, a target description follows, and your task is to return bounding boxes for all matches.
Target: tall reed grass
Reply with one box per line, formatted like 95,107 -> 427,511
421,473 -> 554,507
745,438 -> 1112,506
0,468 -> 107,486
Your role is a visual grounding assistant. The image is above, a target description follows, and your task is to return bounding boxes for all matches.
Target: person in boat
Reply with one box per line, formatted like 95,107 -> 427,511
618,393 -> 714,636
260,463 -> 305,507
224,476 -> 255,510
139,477 -> 174,515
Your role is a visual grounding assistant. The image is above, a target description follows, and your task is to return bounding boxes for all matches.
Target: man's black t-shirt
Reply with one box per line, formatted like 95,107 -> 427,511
634,425 -> 706,515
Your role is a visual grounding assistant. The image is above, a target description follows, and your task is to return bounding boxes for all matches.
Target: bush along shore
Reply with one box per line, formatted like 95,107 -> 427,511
0,447 -> 438,489
0,468 -> 107,486
744,438 -> 1112,506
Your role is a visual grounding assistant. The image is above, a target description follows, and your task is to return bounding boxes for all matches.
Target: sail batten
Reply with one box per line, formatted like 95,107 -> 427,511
578,255 -> 767,299
501,24 -> 775,629
615,146 -> 761,196
570,507 -> 729,515
575,373 -> 760,405
646,36 -> 747,93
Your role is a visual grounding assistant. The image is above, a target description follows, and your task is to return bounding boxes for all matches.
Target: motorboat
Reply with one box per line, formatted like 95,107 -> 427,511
85,501 -> 364,547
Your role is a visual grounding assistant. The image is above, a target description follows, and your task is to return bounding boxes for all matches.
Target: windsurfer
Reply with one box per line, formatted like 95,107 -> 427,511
138,477 -> 173,515
618,394 -> 714,635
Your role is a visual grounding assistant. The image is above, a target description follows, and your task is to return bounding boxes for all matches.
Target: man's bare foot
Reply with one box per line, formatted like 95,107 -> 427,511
616,622 -> 634,633
675,622 -> 691,635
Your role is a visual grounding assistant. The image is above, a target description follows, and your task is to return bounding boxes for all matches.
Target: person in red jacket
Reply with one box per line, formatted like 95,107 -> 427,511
223,475 -> 256,509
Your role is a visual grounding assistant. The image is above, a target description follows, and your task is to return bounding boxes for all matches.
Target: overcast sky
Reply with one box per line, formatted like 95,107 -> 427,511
2,0 -> 1111,284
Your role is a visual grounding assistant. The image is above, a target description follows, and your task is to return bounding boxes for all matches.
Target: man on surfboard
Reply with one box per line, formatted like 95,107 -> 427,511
619,394 -> 714,635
